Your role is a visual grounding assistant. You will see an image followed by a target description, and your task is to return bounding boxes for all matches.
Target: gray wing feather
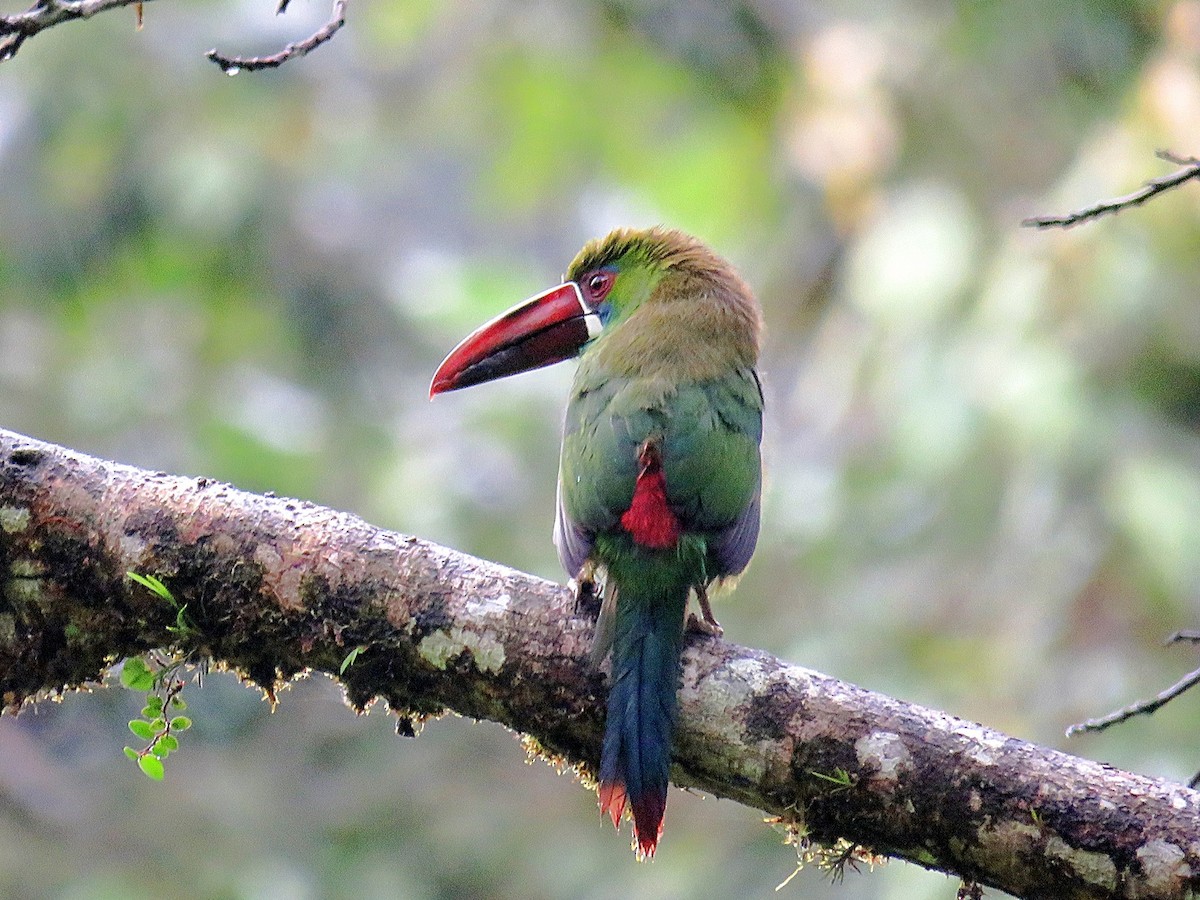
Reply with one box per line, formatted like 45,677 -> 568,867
553,479 -> 593,577
709,472 -> 761,577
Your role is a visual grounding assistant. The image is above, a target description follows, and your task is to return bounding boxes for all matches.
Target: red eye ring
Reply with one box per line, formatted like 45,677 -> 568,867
583,270 -> 614,303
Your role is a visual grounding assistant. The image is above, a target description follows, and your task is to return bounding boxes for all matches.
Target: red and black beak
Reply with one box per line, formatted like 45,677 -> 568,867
429,282 -> 601,397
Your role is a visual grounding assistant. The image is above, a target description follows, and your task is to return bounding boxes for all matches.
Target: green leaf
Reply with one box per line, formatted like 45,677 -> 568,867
170,716 -> 192,731
126,571 -> 175,604
167,601 -> 193,635
138,755 -> 164,780
809,768 -> 853,789
145,696 -> 164,712
169,697 -> 187,711
340,645 -> 367,674
158,734 -> 179,752
128,719 -> 155,741
123,746 -> 139,760
120,658 -> 155,692
149,717 -> 166,732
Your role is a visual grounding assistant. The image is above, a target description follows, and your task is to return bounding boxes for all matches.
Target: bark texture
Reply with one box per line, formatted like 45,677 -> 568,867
0,427 -> 1197,899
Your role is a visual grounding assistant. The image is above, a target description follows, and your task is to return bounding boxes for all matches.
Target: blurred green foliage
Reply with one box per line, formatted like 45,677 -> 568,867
2,1 -> 1200,898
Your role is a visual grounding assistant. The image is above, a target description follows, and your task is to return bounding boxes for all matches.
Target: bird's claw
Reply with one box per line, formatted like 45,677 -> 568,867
686,612 -> 723,638
687,584 -> 723,637
573,574 -> 601,618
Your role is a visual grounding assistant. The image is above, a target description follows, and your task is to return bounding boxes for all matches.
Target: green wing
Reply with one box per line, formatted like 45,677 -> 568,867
554,360 -> 762,578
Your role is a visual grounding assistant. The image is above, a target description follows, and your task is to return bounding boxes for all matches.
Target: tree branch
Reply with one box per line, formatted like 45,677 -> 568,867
0,0 -> 346,70
205,0 -> 347,74
0,0 -> 154,61
1067,633 -> 1200,788
1,426 -> 1198,899
1023,150 -> 1200,230
1068,665 -> 1200,738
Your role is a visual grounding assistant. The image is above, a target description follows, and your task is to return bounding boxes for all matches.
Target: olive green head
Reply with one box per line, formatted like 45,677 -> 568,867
565,227 -> 761,380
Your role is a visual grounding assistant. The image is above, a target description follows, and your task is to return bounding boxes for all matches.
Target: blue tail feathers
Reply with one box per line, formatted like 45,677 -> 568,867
597,574 -> 689,858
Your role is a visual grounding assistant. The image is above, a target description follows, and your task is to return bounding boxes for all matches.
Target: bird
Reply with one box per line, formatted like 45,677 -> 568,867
429,227 -> 763,858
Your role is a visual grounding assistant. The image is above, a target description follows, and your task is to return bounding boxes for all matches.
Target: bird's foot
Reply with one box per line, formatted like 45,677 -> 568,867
686,584 -> 723,637
686,612 -> 723,637
573,573 -> 601,618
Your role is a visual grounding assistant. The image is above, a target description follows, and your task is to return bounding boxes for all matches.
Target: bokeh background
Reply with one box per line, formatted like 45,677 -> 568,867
2,1 -> 1199,897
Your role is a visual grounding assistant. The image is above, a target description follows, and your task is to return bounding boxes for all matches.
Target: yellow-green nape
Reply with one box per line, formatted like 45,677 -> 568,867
566,227 -> 728,282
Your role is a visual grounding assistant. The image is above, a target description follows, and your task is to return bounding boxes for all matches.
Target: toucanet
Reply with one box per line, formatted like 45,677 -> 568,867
430,227 -> 763,857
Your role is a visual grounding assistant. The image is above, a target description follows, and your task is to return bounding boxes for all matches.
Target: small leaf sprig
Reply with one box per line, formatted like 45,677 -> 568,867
121,572 -> 197,780
120,658 -> 192,780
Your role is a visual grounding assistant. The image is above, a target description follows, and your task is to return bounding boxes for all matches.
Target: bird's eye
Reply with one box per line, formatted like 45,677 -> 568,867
583,271 -> 614,304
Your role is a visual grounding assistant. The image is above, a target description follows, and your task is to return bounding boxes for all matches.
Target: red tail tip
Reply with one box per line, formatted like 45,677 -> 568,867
601,780 -> 665,858
599,780 -> 627,830
630,793 -> 666,859
635,826 -> 661,859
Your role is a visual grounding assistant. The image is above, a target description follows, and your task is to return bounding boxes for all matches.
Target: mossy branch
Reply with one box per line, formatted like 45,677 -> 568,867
1,426 -> 1198,899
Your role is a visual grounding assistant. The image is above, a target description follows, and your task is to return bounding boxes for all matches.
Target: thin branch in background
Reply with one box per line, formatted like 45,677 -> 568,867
1067,665 -> 1200,737
0,0 -> 153,62
1067,626 -> 1200,780
1023,149 -> 1200,229
1080,633 -> 1200,787
1067,630 -> 1200,738
205,0 -> 346,73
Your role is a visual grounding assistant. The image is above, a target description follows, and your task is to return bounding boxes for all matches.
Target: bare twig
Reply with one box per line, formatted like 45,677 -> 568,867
1,0 -> 346,70
1067,665 -> 1200,736
0,0 -> 154,61
205,0 -> 346,73
1023,150 -> 1200,229
1067,631 -> 1200,786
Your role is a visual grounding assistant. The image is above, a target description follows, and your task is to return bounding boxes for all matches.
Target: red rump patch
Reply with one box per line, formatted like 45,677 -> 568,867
620,444 -> 680,549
